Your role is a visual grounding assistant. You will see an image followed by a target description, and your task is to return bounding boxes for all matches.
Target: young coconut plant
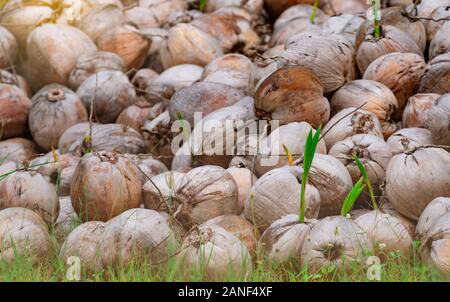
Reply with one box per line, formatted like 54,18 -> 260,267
258,128 -> 322,265
70,151 -> 142,222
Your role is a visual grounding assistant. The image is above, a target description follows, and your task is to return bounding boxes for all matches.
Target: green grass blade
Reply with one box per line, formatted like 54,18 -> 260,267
352,154 -> 378,210
341,177 -> 366,217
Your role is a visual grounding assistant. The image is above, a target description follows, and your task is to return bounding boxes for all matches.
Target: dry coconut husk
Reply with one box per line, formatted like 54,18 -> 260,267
66,123 -> 145,155
0,83 -> 32,139
355,210 -> 413,259
204,0 -> 264,15
142,171 -> 185,211
200,54 -> 253,94
254,122 -> 326,177
387,127 -> 433,155
301,216 -> 371,273
77,70 -> 137,123
321,14 -> 366,48
26,24 -> 97,90
68,51 -> 125,90
131,68 -> 159,98
58,122 -> 98,153
75,4 -> 124,42
355,24 -> 423,74
0,69 -> 32,97
254,67 -> 330,127
386,147 -> 450,221
264,0 -> 315,18
320,0 -> 369,15
330,80 -> 399,138
70,151 -> 141,222
124,6 -> 159,30
416,197 -> 450,240
0,207 -> 53,263
426,93 -> 450,145
202,215 -> 258,257
54,196 -> 79,243
60,221 -> 106,274
322,107 -> 384,151
0,168 -> 59,225
138,0 -> 188,25
116,100 -> 152,132
419,211 -> 450,275
141,64 -> 203,102
408,0 -> 450,27
402,93 -> 441,128
329,134 -> 392,198
96,24 -> 151,71
29,84 -> 88,151
100,208 -> 176,268
378,201 -> 416,237
0,138 -> 37,164
159,23 -> 223,69
380,6 -> 427,52
429,22 -> 450,61
279,32 -> 356,94
249,45 -> 285,95
418,53 -> 450,95
259,214 -> 317,265
123,153 -> 168,186
243,166 -> 321,232
0,26 -> 18,69
363,52 -> 426,111
168,82 -> 244,126
226,167 -> 257,214
426,5 -> 450,43
176,225 -> 252,280
304,154 -> 353,218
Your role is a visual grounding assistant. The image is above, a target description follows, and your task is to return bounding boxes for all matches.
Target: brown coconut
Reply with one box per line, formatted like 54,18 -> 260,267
26,24 -> 97,90
96,24 -> 151,70
0,26 -> 18,69
355,24 -> 423,74
426,5 -> 450,43
320,0 -> 369,15
264,0 -> 315,18
77,70 -> 137,123
0,207 -> 53,263
116,100 -> 152,132
138,0 -> 188,24
426,93 -> 450,145
29,84 -> 88,151
226,167 -> 257,214
243,166 -> 321,232
60,221 -> 106,274
123,153 -> 168,186
54,196 -> 79,243
0,168 -> 59,225
70,151 -> 142,222
279,32 -> 356,94
417,197 -> 450,240
205,0 -> 264,15
254,67 -> 330,127
0,69 -> 32,97
68,51 -> 125,90
301,216 -> 371,273
0,138 -> 37,164
402,93 -> 441,128
0,83 -> 32,139
429,21 -> 450,61
418,53 -> 450,95
387,127 -> 433,155
176,225 -> 252,280
330,80 -> 399,138
363,52 -> 426,111
142,171 -> 185,212
386,147 -> 450,221
249,45 -> 285,95
58,122 -> 98,153
321,14 -> 366,47
76,4 -> 124,42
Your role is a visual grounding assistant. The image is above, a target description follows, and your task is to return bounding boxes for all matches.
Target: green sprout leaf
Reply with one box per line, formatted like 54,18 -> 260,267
199,0 -> 206,12
352,154 -> 378,210
310,0 -> 319,24
341,177 -> 366,217
282,144 -> 294,166
0,0 -> 8,9
372,0 -> 381,39
299,126 -> 321,223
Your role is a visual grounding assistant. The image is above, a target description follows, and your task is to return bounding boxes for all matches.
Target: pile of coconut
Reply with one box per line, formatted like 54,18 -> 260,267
0,0 -> 449,280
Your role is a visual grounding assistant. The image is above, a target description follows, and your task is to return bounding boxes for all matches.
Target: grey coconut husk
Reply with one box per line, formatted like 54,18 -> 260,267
142,171 -> 185,213
254,122 -> 326,177
322,107 -> 384,151
0,168 -> 59,225
418,53 -> 450,95
58,122 -> 99,153
320,0 -> 369,15
243,166 -> 321,232
362,52 -> 426,111
429,22 -> 450,60
426,93 -> 450,145
116,100 -> 152,132
249,45 -> 285,96
204,0 -> 263,15
0,207 -> 53,263
417,197 -> 450,240
99,208 -> 176,268
176,225 -> 252,280
355,210 -> 413,259
0,26 -> 17,69
226,166 -> 257,214
321,14 -> 366,48
60,221 -> 106,274
402,93 -> 441,128
301,215 -> 372,273
70,151 -> 142,222
385,147 -> 450,221
330,80 -> 399,138
54,196 -> 79,243
0,69 -> 31,96
426,5 -> 450,43
75,4 -> 124,42
259,214 -> 318,266
278,32 -> 356,94
254,66 -> 330,128
379,201 -> 417,238
386,127 -> 433,155
123,153 -> 169,186
29,84 -> 88,151
0,138 -> 37,164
